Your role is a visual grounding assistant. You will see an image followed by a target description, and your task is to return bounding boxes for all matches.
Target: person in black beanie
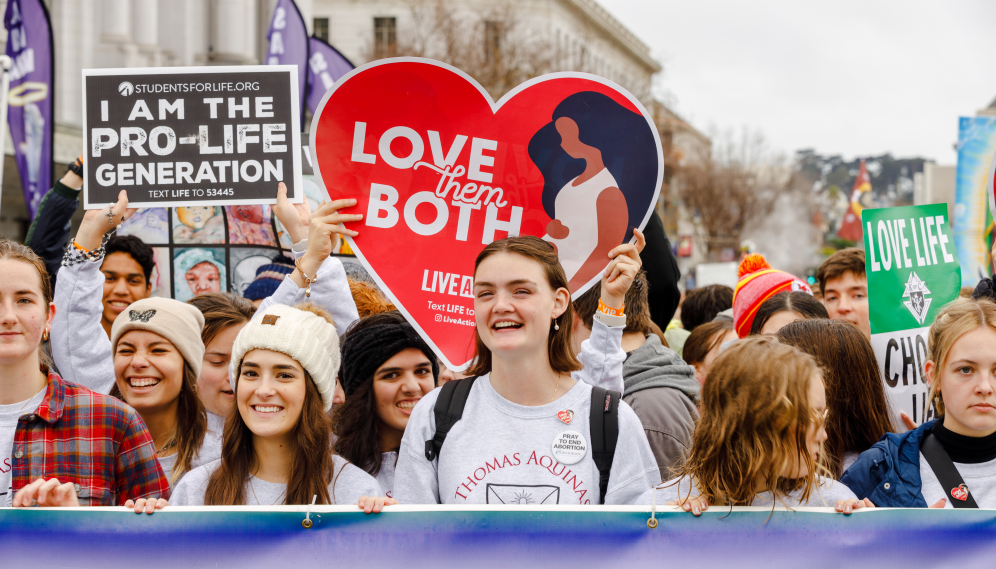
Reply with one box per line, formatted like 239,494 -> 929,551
331,311 -> 439,498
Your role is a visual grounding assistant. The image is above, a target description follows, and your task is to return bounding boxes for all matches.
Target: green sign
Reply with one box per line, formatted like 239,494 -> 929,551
862,203 -> 960,424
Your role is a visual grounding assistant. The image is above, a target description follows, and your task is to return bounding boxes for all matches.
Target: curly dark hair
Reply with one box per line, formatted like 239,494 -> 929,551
105,235 -> 155,283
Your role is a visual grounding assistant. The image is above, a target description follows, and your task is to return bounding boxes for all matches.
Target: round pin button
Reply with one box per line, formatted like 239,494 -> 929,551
552,430 -> 587,465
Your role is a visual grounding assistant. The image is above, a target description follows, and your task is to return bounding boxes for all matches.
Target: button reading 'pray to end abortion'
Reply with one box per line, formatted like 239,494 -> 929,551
552,430 -> 587,465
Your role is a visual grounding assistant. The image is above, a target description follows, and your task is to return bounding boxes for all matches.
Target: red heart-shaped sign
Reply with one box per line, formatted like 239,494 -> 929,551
557,409 -> 574,425
311,59 -> 662,370
951,483 -> 969,501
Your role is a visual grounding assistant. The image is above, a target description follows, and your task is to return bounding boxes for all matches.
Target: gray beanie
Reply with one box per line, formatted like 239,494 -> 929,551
110,297 -> 206,378
229,304 -> 341,411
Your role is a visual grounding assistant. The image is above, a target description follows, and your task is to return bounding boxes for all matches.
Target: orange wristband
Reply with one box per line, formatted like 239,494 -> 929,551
73,240 -> 91,254
598,299 -> 625,317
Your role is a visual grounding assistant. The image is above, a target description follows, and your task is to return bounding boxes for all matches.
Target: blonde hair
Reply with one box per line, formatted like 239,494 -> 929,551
926,298 -> 996,417
677,335 -> 827,506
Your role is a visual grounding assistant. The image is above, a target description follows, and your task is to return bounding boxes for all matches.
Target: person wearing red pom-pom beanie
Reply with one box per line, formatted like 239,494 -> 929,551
733,254 -> 813,338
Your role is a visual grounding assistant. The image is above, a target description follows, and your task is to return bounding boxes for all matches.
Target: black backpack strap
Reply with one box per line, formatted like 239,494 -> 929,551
920,431 -> 979,508
424,376 -> 478,461
589,386 -> 620,504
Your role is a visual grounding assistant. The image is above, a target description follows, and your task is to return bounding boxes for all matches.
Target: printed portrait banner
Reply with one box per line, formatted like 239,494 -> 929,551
2,507 -> 996,569
956,116 -> 996,286
111,139 -> 376,301
311,58 -> 664,371
82,65 -> 303,209
4,0 -> 54,218
863,204 -> 960,425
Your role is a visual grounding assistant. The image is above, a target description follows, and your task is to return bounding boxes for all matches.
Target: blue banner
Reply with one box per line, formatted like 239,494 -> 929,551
3,0 -> 53,219
265,0 -> 308,128
954,116 -> 996,286
306,36 -> 354,116
2,506 -> 995,568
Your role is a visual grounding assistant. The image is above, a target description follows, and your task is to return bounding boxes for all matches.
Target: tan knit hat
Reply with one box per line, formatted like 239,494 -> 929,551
229,304 -> 341,411
110,297 -> 206,378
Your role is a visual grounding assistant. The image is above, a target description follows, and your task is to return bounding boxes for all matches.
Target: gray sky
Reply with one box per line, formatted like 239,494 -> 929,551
601,0 -> 996,164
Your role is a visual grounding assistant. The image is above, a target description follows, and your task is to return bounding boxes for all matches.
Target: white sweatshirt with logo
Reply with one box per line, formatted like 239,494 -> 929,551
394,373 -> 660,505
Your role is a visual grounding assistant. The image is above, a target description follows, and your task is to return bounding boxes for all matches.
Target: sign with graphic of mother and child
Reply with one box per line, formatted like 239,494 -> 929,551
310,58 -> 663,371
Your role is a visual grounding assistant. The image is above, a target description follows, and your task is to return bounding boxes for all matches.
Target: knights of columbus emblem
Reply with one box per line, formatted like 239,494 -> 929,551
902,272 -> 931,325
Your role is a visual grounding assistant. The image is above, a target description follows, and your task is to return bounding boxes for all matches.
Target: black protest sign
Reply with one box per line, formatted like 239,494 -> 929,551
82,65 -> 302,209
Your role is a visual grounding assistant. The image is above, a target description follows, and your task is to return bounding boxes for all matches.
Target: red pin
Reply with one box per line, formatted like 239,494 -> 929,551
557,410 -> 574,425
951,484 -> 969,502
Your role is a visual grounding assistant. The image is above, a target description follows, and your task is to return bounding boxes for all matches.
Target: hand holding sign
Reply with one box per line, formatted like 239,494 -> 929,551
77,189 -> 139,251
601,228 -> 645,309
274,181 -> 312,244
292,197 -> 363,288
311,59 -> 663,370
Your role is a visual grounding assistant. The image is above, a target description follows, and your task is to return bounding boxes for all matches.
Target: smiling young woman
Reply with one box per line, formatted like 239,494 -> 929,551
165,303 -> 386,508
109,298 -> 213,488
332,311 -> 439,498
393,232 -> 661,505
0,236 -> 168,509
48,190 -> 215,490
842,298 -> 996,508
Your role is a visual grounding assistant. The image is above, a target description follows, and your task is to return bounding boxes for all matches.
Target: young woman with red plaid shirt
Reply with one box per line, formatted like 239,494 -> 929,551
0,230 -> 169,507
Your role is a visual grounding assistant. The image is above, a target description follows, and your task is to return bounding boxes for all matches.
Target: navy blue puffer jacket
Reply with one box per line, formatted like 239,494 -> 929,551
840,420 -> 937,508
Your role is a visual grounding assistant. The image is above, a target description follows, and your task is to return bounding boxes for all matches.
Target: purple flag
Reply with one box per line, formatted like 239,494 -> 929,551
265,0 -> 308,128
4,0 -> 53,219
306,36 -> 354,115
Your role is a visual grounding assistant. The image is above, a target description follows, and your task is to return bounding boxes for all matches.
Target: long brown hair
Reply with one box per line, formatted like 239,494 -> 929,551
467,236 -> 581,376
111,361 -> 206,485
677,335 -> 826,505
331,311 -> 410,477
187,292 -> 256,346
926,298 -> 996,417
204,371 -> 334,505
777,319 -> 896,478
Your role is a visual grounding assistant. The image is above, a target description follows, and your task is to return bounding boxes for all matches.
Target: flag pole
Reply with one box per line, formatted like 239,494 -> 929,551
0,55 -> 12,221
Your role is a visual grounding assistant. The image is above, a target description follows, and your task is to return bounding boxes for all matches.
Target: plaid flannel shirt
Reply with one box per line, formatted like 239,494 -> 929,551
10,370 -> 170,506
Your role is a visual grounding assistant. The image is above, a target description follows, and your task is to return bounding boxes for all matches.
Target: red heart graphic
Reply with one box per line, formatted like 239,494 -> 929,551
557,409 -> 574,424
546,219 -> 570,239
311,59 -> 662,370
951,484 -> 969,501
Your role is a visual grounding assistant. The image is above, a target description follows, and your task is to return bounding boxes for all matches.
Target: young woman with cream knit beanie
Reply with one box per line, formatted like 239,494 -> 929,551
168,302 -> 387,509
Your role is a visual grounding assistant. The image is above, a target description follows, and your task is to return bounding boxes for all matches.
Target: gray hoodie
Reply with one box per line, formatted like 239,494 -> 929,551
622,334 -> 700,481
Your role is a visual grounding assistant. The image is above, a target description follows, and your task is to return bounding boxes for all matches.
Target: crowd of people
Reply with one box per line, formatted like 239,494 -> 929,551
2,159 -> 995,517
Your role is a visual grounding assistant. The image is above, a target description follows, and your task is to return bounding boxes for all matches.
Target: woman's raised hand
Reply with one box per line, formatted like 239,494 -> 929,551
292,197 -> 363,285
600,228 -> 646,309
76,190 -> 137,251
273,182 -> 312,245
125,497 -> 168,515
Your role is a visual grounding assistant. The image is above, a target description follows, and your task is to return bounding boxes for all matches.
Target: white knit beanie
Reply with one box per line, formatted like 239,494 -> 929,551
229,304 -> 340,411
110,297 -> 206,378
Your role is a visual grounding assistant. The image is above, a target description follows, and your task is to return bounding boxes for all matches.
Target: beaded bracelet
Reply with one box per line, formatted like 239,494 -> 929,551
61,232 -> 112,267
598,299 -> 625,317
295,257 -> 318,298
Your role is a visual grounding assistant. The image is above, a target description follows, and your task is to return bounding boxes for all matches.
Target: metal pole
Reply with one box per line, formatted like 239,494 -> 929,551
0,55 -> 13,222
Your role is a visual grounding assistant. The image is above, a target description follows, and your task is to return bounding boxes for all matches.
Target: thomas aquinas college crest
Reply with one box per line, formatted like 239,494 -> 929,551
902,271 -> 932,325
